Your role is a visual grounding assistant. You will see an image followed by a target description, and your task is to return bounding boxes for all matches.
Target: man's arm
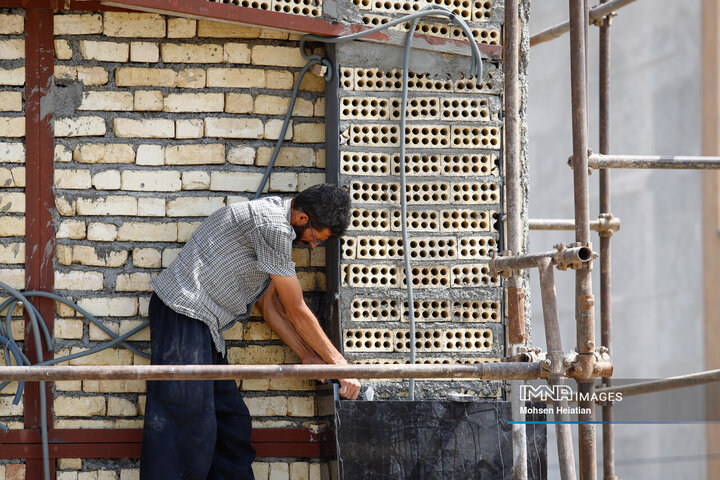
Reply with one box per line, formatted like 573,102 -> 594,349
269,274 -> 360,400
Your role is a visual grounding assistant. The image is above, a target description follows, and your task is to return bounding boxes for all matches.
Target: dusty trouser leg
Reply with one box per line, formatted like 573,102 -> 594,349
140,294 -> 218,480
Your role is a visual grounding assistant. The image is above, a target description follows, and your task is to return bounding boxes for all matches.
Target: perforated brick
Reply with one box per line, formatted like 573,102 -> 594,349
340,96 -> 391,120
440,209 -> 495,232
350,297 -> 402,322
341,151 -> 392,176
442,153 -> 499,176
348,124 -> 400,147
341,236 -> 357,259
452,299 -> 500,322
394,327 -> 493,353
390,153 -> 444,176
405,182 -> 450,204
390,209 -> 440,232
273,0 -> 322,16
350,181 -> 400,204
342,264 -> 400,288
389,97 -> 440,121
355,236 -> 403,260
457,235 -> 496,259
348,208 -> 391,231
408,236 -> 456,260
343,328 -> 393,352
403,299 -> 452,322
400,265 -> 450,289
450,182 -> 499,204
450,263 -> 498,287
451,125 -> 500,149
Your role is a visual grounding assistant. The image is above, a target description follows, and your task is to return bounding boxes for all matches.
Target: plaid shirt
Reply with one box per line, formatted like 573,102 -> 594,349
151,197 -> 296,355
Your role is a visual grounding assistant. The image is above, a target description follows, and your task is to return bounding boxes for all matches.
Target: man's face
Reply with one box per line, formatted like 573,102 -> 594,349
292,221 -> 332,248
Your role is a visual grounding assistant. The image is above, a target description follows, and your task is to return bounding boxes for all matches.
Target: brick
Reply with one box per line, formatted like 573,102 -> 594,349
55,169 -> 92,189
87,222 -> 118,242
114,118 -> 174,138
264,119 -> 292,140
57,458 -> 83,470
55,144 -> 71,163
206,68 -> 265,88
310,246 -> 325,267
121,170 -> 181,192
78,67 -> 109,86
0,216 -> 25,236
252,45 -> 305,67
55,271 -> 104,291
116,272 -> 152,292
55,65 -> 76,82
134,90 -> 164,111
76,196 -> 138,215
242,379 -> 270,391
117,222 -> 177,242
227,345 -> 289,365
0,40 -> 24,60
108,397 -> 137,417
266,70 -> 293,90
98,471 -> 119,480
130,42 -> 159,62
79,40 -> 129,62
227,146 -> 255,165
225,93 -> 253,114
205,117 -> 264,139
161,43 -> 223,63
298,173 -> 325,191
103,13 -> 166,38
0,142 -> 24,162
197,21 -> 261,38
0,167 -> 13,186
314,98 -> 325,117
55,39 -> 73,60
210,172 -> 265,192
269,463 -> 290,480
56,196 -> 76,216
137,197 -> 165,217
163,93 -> 224,113
293,123 -> 325,143
177,222 -> 201,242
292,248 -> 309,267
162,248 -> 181,267
182,171 -> 210,190
176,68 -> 206,88
135,145 -> 164,166
252,463 -> 269,480
315,150 -> 325,168
175,119 -> 204,139
166,196 -> 224,217
254,95 -> 312,116
55,396 -> 106,416
166,144 -> 225,165
0,14 -> 23,34
54,13 -> 102,35
289,462 -> 309,480
53,419 -> 113,429
270,172 -> 298,192
0,67 -> 24,86
245,396 -> 286,416
297,271 -> 325,291
132,248 -> 161,268
57,219 -> 86,239
79,91 -> 133,111
268,378 -> 313,391
0,92 -> 22,112
76,298 -> 138,318
56,117 -> 106,137
0,242 -> 23,263
0,193 -> 24,213
243,322 -> 274,340
0,117 -> 25,137
116,67 -> 176,87
55,381 -> 83,392
298,71 -> 324,92
223,322 -> 244,341
0,268 -> 24,290
74,143 -> 135,164
224,42 -> 250,63
92,170 -> 121,190
256,147 -> 315,167
84,379 -> 146,393
168,18 -> 196,38
72,246 -> 128,267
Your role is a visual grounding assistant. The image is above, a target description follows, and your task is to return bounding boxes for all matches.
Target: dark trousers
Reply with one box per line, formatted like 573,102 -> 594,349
140,294 -> 256,480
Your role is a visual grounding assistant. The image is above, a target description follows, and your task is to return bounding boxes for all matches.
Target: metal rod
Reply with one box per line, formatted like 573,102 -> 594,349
595,368 -> 720,397
570,1 -> 597,478
530,0 -> 638,46
0,363 -> 545,382
537,258 -> 577,480
587,153 -> 720,169
490,246 -> 593,274
598,2 -> 617,478
528,218 -> 620,233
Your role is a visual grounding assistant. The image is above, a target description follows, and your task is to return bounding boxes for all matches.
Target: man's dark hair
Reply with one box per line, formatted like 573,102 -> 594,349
293,184 -> 351,237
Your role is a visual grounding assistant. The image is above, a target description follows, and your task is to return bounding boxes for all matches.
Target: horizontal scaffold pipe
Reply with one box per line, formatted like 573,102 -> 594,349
0,362 -> 544,382
594,368 -> 720,398
490,246 -> 593,274
587,153 -> 720,169
530,0 -> 638,46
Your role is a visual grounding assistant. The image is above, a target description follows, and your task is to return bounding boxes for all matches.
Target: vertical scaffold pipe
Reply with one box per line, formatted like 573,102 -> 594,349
504,1 -> 527,479
569,0 -> 597,479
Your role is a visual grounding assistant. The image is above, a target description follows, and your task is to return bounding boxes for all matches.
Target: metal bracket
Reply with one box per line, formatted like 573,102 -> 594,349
553,242 -> 596,271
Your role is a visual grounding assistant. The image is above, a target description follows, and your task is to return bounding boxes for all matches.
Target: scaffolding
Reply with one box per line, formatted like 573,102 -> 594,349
2,1 -> 720,479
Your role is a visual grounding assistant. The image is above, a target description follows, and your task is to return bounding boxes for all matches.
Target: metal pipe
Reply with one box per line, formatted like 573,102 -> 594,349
537,258 -> 577,480
0,362 -> 545,382
594,368 -> 720,397
530,0 -> 638,47
490,246 -> 593,274
598,2 -> 617,478
587,153 -> 720,169
569,0 -> 597,478
528,217 -> 620,233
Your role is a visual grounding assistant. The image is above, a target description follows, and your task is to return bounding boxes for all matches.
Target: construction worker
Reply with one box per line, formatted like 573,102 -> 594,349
140,184 -> 361,479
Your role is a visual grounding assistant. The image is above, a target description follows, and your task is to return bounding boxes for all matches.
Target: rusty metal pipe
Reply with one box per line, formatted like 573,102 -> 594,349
530,0 -> 638,46
490,246 -> 593,274
0,362 -> 545,382
586,153 -> 720,169
594,369 -> 720,397
528,217 -> 620,234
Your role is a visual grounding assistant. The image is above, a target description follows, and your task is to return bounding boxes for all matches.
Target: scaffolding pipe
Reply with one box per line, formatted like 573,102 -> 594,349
537,258 -> 577,480
598,2 -> 617,478
569,0 -> 597,478
0,362 -> 546,382
529,217 -> 620,233
490,246 -> 593,274
530,0 -> 638,46
594,369 -> 720,398
587,153 -> 720,169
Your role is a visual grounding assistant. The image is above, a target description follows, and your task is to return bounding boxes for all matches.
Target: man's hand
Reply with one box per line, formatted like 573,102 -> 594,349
338,378 -> 361,400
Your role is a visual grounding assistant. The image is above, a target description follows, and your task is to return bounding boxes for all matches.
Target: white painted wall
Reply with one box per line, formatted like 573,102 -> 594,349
526,1 -> 706,478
